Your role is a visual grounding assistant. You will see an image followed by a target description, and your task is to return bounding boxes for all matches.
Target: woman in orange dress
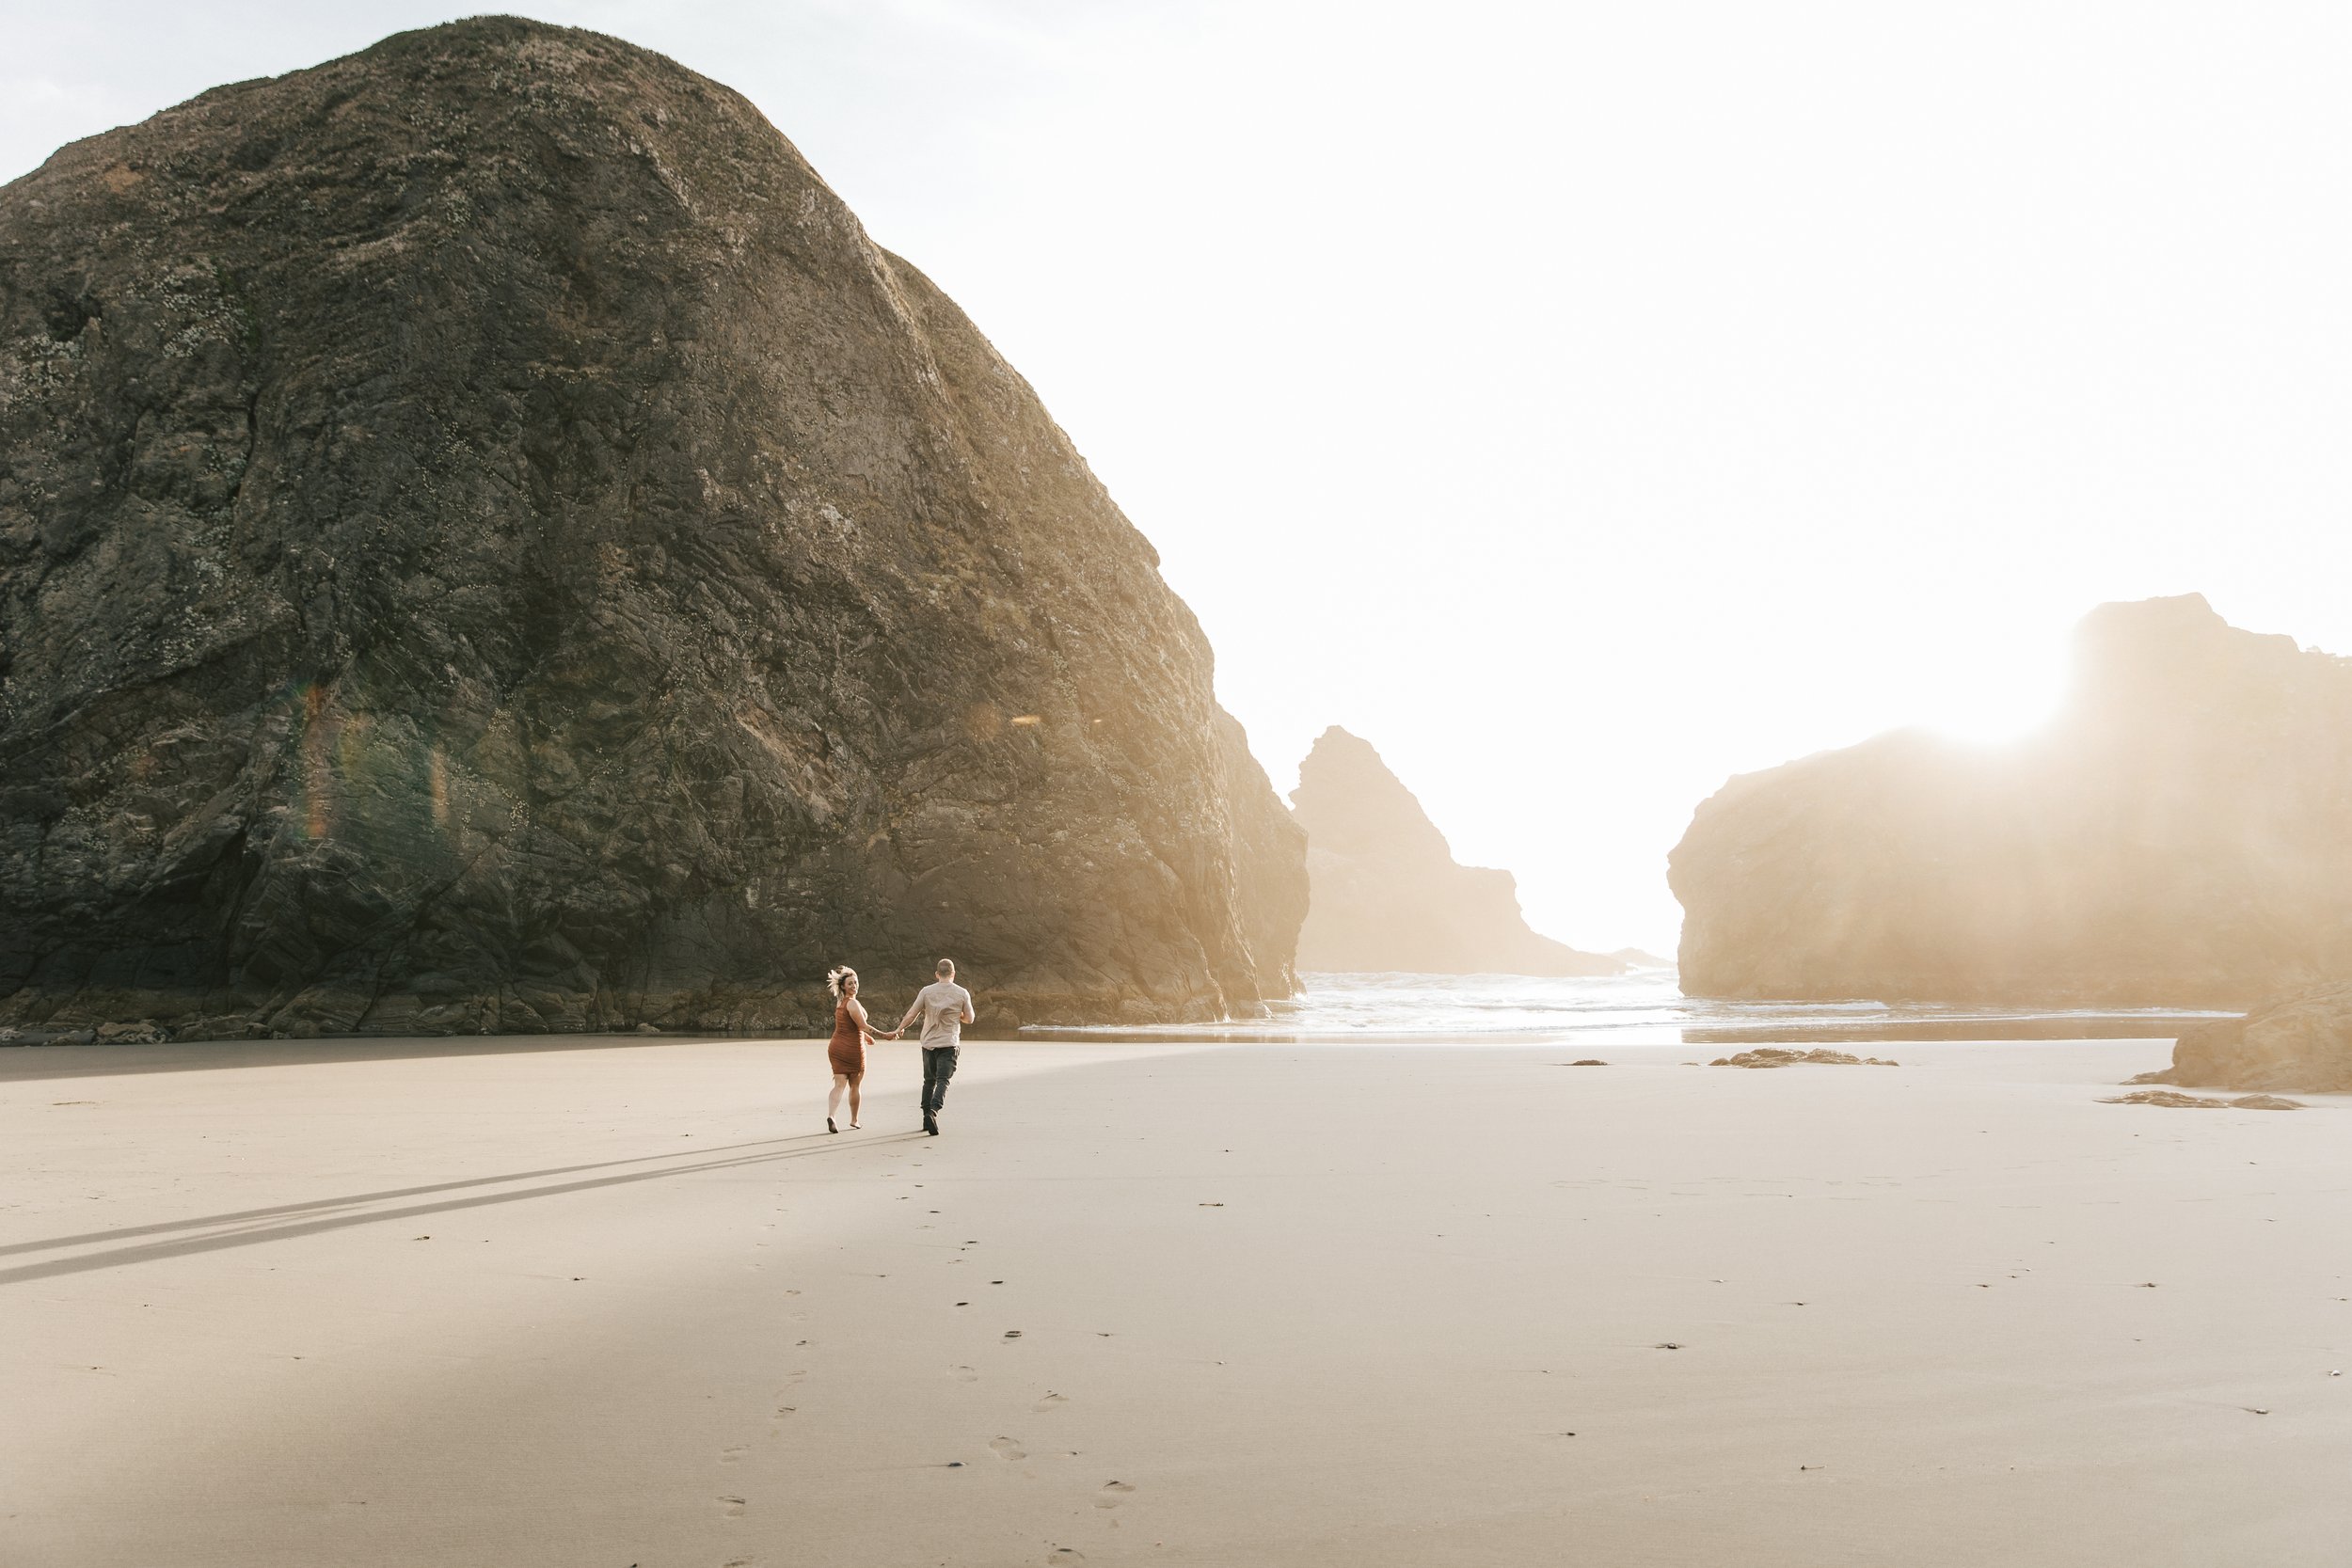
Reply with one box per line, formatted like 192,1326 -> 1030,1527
825,967 -> 896,1133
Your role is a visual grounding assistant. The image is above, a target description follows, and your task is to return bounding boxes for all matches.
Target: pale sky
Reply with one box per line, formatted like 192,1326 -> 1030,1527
8,1 -> 2351,954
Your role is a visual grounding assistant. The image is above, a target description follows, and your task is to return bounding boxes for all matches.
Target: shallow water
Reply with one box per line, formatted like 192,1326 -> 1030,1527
1024,969 -> 2230,1045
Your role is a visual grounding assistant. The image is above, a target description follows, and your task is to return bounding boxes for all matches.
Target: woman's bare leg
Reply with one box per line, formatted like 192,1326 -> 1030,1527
828,1074 -> 848,1130
847,1073 -> 863,1128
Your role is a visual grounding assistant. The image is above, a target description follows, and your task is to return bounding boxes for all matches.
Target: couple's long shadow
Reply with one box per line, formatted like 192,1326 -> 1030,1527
0,1128 -> 927,1287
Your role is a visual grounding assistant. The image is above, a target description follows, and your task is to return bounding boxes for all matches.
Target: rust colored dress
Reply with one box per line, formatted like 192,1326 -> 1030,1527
828,1000 -> 867,1077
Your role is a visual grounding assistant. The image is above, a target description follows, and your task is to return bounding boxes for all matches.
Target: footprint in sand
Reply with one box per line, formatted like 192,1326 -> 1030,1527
719,1496 -> 746,1517
989,1436 -> 1026,1461
1046,1553 -> 1086,1565
951,1365 -> 979,1382
1095,1481 -> 1135,1510
720,1448 -> 749,1465
1032,1392 -> 1069,1413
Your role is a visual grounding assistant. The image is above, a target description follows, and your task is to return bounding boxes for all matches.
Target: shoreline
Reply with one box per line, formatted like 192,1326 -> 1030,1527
3,1008 -> 2231,1052
1019,1013 -> 2228,1046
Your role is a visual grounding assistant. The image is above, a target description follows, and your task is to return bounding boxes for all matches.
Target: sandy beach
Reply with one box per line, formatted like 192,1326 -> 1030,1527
4,1034 -> 2347,1566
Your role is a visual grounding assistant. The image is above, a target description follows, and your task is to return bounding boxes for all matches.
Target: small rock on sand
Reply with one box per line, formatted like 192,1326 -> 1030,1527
2100,1089 -> 2302,1111
1709,1048 -> 1897,1069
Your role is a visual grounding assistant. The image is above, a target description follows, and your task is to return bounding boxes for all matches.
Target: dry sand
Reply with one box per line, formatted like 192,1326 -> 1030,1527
4,1035 -> 2347,1566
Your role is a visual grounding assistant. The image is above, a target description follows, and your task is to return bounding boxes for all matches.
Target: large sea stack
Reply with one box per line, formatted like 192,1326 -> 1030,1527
1289,727 -> 1623,976
0,18 -> 1304,1037
1670,594 -> 2352,1006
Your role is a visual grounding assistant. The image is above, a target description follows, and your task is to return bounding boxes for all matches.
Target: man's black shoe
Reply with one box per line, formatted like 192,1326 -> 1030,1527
924,1112 -> 939,1136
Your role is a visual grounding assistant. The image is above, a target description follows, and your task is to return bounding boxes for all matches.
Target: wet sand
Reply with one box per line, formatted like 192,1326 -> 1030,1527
4,1036 -> 2347,1565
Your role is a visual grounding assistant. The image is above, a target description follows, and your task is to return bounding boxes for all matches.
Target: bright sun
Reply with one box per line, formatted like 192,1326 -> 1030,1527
1914,645 -> 2072,747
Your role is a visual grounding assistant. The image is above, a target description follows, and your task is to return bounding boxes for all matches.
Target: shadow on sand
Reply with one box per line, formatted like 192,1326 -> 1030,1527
0,1128 -> 925,1287
0,1032 -> 813,1082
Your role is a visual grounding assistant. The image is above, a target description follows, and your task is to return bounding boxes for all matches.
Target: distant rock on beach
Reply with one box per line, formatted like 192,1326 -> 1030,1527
1288,727 -> 1625,976
1670,595 -> 2352,1007
0,18 -> 1305,1037
1709,1048 -> 1897,1069
2102,1089 -> 2302,1111
2138,983 -> 2352,1094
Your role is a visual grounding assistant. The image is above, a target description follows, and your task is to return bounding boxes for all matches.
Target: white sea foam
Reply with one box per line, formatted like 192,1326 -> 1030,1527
1025,969 -> 2228,1044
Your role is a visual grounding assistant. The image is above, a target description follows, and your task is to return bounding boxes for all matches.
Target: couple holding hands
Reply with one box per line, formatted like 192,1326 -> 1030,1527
825,958 -> 974,1137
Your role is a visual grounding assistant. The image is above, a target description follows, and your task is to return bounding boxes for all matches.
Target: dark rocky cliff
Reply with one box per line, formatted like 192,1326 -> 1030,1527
0,17 -> 1304,1037
1289,727 -> 1624,976
1670,594 -> 2352,1006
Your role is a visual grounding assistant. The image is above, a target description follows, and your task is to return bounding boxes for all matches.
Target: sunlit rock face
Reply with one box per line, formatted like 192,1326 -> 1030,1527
2153,983 -> 2352,1093
1218,713 -> 1311,998
1289,727 -> 1624,976
0,17 -> 1303,1037
1671,594 -> 2352,1006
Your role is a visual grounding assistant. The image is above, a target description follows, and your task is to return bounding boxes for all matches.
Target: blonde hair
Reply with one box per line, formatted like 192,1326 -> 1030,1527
826,966 -> 856,998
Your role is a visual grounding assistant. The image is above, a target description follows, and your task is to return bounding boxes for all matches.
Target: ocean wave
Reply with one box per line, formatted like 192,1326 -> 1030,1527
1021,970 -> 2230,1044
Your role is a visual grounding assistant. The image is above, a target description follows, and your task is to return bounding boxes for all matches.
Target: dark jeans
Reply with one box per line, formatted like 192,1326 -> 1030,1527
920,1046 -> 960,1115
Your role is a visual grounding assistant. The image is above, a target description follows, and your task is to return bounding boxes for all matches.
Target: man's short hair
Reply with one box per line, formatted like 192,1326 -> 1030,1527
935,958 -> 955,977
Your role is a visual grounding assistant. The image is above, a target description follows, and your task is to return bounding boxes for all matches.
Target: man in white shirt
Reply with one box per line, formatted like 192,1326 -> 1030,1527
898,958 -> 975,1136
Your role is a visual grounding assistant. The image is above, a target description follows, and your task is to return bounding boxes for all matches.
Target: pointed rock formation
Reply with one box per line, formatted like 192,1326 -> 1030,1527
1670,594 -> 2352,1006
1219,713 -> 1311,996
1288,727 -> 1624,976
0,18 -> 1304,1037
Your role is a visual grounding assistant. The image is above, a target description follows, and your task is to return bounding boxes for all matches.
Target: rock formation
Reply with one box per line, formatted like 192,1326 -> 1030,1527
1670,594 -> 2352,1006
1708,1048 -> 1898,1069
2139,983 -> 2352,1094
1218,713 -> 1311,997
1288,727 -> 1624,976
0,18 -> 1305,1037
2101,1089 -> 2302,1111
